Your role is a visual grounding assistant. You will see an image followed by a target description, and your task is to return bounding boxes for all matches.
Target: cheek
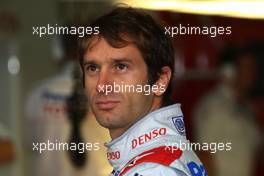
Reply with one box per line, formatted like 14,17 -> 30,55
84,78 -> 97,100
126,92 -> 153,113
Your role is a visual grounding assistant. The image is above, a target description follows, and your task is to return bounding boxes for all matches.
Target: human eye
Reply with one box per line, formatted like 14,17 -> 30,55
85,64 -> 99,75
115,63 -> 128,72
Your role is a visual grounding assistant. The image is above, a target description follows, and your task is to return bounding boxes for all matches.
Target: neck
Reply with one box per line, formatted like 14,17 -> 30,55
109,125 -> 131,139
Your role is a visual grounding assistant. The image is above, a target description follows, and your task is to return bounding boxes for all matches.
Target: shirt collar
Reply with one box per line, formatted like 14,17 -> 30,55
105,103 -> 187,170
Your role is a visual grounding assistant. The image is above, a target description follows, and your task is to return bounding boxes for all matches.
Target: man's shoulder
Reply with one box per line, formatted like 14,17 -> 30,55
124,162 -> 188,176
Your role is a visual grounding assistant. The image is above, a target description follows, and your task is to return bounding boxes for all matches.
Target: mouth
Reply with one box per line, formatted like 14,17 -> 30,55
95,100 -> 120,110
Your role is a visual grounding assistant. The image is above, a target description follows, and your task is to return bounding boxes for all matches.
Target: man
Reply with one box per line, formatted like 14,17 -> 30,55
194,46 -> 262,176
79,6 -> 206,176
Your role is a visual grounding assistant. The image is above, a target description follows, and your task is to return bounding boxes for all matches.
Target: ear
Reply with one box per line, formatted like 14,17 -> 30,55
153,66 -> 172,97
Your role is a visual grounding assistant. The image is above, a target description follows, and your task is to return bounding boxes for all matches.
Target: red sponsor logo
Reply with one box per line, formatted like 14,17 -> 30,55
107,151 -> 120,160
132,128 -> 167,149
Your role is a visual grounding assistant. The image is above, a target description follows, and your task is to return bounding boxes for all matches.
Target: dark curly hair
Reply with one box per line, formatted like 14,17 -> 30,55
79,6 -> 175,106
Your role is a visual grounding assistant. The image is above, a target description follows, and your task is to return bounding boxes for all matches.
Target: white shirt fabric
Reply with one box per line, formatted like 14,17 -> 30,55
106,104 -> 207,176
25,62 -> 75,176
25,62 -> 111,176
194,84 -> 260,176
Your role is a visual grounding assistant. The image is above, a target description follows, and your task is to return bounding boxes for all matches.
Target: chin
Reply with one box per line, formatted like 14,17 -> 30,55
97,121 -> 112,129
95,114 -> 113,127
95,114 -> 125,130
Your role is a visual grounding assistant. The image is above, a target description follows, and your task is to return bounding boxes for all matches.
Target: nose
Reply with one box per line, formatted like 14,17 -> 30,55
96,69 -> 113,94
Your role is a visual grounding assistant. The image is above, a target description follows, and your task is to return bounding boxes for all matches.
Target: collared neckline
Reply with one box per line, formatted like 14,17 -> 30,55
105,103 -> 187,170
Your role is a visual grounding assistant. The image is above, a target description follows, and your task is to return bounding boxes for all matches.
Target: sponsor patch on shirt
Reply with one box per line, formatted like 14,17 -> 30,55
134,173 -> 143,176
187,161 -> 208,176
172,116 -> 186,136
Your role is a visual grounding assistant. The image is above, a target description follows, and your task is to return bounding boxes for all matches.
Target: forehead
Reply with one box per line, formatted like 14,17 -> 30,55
83,37 -> 144,63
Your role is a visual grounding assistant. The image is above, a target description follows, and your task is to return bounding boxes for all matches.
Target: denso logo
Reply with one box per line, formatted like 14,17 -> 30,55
107,151 -> 120,160
132,128 -> 167,149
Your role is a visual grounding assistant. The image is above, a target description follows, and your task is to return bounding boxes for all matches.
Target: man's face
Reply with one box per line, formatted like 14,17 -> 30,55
83,37 -> 154,135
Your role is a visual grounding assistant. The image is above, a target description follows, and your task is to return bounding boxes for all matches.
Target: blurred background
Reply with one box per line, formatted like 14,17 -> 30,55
0,0 -> 263,176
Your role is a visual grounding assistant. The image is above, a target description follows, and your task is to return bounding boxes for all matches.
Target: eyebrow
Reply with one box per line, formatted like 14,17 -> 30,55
83,57 -> 134,66
83,60 -> 96,66
112,58 -> 133,64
